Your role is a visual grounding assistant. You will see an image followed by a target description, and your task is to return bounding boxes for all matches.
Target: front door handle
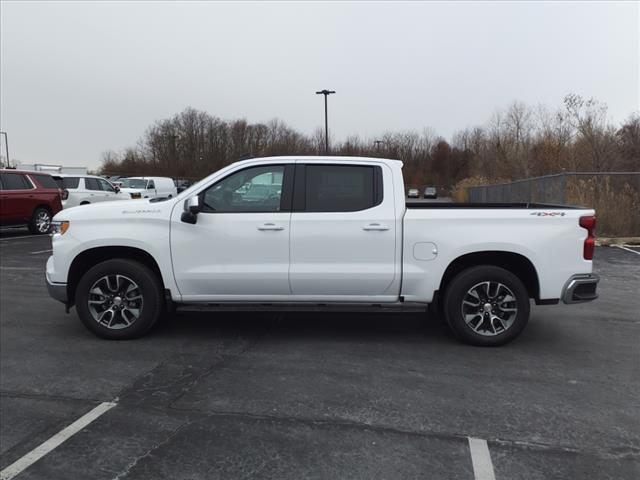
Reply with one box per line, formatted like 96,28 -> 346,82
363,223 -> 390,231
258,223 -> 284,231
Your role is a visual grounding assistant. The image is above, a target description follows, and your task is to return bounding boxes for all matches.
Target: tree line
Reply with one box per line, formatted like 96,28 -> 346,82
100,94 -> 639,189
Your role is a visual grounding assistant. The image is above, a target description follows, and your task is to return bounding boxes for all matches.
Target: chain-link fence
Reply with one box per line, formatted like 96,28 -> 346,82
468,173 -> 640,236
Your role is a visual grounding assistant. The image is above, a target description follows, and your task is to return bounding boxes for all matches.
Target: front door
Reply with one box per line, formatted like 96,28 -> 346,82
171,163 -> 293,301
97,178 -> 118,202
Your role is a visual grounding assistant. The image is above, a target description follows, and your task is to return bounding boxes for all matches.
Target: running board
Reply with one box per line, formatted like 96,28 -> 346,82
177,302 -> 428,313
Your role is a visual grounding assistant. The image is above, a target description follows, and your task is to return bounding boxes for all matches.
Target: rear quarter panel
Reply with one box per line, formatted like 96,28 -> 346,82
402,208 -> 595,302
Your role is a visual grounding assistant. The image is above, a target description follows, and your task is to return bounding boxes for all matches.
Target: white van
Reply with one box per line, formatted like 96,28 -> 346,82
53,174 -> 128,208
118,177 -> 177,199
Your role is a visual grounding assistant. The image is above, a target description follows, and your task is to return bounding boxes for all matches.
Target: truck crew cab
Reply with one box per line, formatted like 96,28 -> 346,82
46,157 -> 598,346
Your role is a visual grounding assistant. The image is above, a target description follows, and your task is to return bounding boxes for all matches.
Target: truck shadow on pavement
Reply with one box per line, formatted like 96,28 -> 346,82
148,309 -> 560,348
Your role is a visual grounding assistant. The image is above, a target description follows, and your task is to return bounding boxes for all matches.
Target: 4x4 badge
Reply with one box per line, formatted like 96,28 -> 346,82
530,212 -> 566,217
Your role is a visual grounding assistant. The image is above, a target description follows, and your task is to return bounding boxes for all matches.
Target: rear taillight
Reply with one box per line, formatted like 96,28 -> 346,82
60,189 -> 69,200
579,215 -> 596,260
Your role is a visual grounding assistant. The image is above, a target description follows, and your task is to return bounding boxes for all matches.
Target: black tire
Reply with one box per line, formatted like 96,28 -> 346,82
75,259 -> 163,339
443,265 -> 530,346
80,202 -> 90,205
28,207 -> 52,234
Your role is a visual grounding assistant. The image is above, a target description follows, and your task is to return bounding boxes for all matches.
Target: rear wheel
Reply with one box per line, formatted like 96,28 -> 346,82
28,207 -> 52,234
75,259 -> 163,339
443,266 -> 530,346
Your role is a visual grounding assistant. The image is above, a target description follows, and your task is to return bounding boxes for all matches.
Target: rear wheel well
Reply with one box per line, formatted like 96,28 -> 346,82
439,251 -> 540,300
67,246 -> 164,304
33,204 -> 52,215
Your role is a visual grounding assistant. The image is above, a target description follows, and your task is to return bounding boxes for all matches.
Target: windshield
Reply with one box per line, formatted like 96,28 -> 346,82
119,178 -> 148,189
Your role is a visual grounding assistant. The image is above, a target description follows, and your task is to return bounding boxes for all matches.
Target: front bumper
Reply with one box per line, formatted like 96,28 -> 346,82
46,273 -> 68,304
562,274 -> 599,304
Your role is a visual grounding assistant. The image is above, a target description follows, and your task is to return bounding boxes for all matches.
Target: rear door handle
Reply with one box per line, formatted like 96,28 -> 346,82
363,223 -> 390,231
258,223 -> 284,231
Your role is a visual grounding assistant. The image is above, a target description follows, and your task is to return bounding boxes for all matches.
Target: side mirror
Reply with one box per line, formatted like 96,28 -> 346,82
181,196 -> 201,224
186,196 -> 201,214
114,185 -> 120,193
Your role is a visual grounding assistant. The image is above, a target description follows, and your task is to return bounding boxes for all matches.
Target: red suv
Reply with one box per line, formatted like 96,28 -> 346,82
0,170 -> 64,234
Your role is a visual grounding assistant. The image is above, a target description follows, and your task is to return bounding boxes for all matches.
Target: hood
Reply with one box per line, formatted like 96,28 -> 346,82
53,198 -> 175,222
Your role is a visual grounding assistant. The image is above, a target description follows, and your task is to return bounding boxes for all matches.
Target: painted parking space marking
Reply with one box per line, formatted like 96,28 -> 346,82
468,437 -> 496,480
30,249 -> 52,254
0,401 -> 117,480
0,235 -> 46,241
613,245 -> 640,256
0,266 -> 42,271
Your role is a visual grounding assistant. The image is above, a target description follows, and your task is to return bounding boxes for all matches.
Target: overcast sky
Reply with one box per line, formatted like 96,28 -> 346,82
1,1 -> 638,169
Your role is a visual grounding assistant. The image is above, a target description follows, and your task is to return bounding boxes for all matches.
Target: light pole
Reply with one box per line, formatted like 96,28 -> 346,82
315,89 -> 335,154
0,131 -> 9,167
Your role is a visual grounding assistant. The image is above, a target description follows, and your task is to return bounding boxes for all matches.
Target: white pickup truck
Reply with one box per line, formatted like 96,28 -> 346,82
46,156 -> 599,346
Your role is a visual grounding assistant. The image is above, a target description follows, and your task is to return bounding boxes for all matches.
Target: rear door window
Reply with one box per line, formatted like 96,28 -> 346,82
0,173 -> 32,190
302,165 -> 382,212
30,174 -> 60,189
61,177 -> 81,189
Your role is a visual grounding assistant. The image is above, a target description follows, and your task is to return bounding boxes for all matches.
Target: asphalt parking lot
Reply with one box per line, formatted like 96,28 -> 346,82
0,228 -> 638,480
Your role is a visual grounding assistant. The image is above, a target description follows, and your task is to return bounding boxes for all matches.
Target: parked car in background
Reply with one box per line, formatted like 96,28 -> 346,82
175,179 -> 193,194
107,175 -> 128,185
407,188 -> 419,198
0,169 -> 63,234
424,186 -> 438,199
118,177 -> 177,199
53,174 -> 127,208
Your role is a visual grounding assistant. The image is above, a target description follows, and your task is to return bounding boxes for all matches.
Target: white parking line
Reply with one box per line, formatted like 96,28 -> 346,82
0,401 -> 117,480
0,266 -> 41,271
468,437 -> 496,480
0,235 -> 43,241
30,249 -> 52,254
613,245 -> 640,256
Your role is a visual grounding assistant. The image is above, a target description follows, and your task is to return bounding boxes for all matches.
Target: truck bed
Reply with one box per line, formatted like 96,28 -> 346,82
406,202 -> 584,209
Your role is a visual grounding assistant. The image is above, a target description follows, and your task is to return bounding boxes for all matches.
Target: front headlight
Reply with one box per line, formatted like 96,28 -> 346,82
51,221 -> 70,235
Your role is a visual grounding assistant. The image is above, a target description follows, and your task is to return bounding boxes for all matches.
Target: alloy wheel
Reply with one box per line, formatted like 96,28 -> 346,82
35,211 -> 51,233
461,281 -> 518,336
87,274 -> 144,330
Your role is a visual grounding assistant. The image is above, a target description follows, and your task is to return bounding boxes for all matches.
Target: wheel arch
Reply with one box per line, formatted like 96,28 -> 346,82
33,204 -> 53,215
438,250 -> 540,300
67,246 -> 164,305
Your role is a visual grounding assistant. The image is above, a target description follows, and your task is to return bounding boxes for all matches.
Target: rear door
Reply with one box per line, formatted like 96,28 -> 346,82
289,162 -> 398,298
0,172 -> 35,223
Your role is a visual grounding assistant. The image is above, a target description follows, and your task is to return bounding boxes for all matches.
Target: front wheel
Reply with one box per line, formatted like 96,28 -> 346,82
75,259 -> 163,339
28,207 -> 52,234
443,266 -> 530,346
